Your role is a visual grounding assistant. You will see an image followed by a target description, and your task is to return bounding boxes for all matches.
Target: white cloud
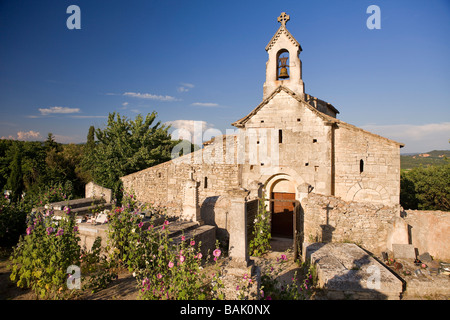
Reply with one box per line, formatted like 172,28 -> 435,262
1,135 -> 15,140
191,102 -> 219,107
122,102 -> 129,106
177,83 -> 194,93
53,134 -> 83,144
39,106 -> 80,115
165,120 -> 219,146
69,115 -> 107,119
17,130 -> 42,141
361,122 -> 450,153
123,92 -> 179,101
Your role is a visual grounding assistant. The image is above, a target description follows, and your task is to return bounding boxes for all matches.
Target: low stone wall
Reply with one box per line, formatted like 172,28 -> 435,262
78,223 -> 109,252
301,193 -> 400,255
402,210 -> 450,261
85,181 -> 113,203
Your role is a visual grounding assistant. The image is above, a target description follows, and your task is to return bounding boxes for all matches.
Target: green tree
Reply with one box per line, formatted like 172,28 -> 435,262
6,145 -> 24,202
44,132 -> 60,152
400,161 -> 450,211
87,112 -> 176,199
79,126 -> 96,183
86,125 -> 95,150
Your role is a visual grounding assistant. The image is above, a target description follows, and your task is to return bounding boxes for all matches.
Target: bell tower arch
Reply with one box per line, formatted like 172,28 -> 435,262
263,12 -> 304,99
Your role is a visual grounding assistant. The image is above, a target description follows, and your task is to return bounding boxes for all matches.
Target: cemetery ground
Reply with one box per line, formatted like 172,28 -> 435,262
1,240 -> 449,300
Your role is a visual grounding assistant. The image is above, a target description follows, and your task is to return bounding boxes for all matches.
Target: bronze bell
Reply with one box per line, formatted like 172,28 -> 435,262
278,66 -> 289,79
278,56 -> 289,79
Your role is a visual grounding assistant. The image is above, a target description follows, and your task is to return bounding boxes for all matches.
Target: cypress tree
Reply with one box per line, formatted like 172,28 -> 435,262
6,146 -> 24,202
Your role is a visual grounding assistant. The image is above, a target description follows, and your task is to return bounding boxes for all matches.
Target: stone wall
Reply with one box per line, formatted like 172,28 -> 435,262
85,181 -> 113,203
120,144 -> 240,221
301,193 -> 400,255
334,123 -> 401,206
402,210 -> 450,260
240,89 -> 333,197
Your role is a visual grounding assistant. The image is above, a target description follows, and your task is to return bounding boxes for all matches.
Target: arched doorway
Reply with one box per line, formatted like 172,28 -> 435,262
268,177 -> 296,239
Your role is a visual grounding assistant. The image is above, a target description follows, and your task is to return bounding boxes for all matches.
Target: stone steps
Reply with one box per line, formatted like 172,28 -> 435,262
78,218 -> 216,256
49,197 -> 105,210
170,224 -> 217,258
55,203 -> 113,219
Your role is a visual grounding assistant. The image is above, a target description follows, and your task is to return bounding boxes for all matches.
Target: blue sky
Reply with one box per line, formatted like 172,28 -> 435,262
0,0 -> 449,153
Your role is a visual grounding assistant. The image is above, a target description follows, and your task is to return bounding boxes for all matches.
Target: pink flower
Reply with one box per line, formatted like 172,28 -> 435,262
213,249 -> 221,258
148,225 -> 153,230
180,255 -> 186,263
236,285 -> 240,290
164,220 -> 169,226
181,236 -> 185,241
168,261 -> 174,268
197,253 -> 202,259
73,226 -> 78,232
280,254 -> 287,261
190,240 -> 195,246
138,222 -> 144,228
157,273 -> 162,279
26,227 -> 32,235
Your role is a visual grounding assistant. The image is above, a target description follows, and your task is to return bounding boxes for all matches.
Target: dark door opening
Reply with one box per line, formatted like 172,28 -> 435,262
271,192 -> 295,238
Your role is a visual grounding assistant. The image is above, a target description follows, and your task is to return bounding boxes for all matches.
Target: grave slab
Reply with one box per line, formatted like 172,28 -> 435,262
303,242 -> 404,299
392,244 -> 416,260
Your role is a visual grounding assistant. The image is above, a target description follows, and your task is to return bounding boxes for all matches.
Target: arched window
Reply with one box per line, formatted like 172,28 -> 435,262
276,49 -> 290,80
360,159 -> 364,173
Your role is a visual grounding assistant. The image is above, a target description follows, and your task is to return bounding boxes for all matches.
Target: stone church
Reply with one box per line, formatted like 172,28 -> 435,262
121,13 -> 404,254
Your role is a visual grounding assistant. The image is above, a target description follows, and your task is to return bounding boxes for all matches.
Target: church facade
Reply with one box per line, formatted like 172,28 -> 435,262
121,13 -> 403,247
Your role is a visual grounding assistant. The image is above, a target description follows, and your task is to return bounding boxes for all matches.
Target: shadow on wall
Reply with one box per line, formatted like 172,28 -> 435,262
200,196 -> 230,242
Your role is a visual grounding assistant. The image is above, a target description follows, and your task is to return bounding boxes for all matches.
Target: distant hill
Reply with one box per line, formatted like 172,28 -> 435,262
401,150 -> 450,170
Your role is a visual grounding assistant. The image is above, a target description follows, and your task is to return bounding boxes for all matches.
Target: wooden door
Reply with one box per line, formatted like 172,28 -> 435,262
271,192 -> 295,238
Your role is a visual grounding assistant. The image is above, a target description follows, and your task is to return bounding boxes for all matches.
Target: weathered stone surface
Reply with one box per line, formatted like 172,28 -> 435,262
403,210 -> 450,260
303,242 -> 403,300
85,181 -> 113,203
418,252 -> 433,263
227,188 -> 250,266
302,193 -> 400,255
392,244 -> 416,260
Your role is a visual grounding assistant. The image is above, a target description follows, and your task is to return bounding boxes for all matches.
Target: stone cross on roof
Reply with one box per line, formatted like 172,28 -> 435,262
277,12 -> 290,28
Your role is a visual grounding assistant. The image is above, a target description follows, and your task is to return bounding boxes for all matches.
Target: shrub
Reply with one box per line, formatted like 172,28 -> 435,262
9,205 -> 81,299
259,254 -> 316,300
249,196 -> 271,257
0,194 -> 28,247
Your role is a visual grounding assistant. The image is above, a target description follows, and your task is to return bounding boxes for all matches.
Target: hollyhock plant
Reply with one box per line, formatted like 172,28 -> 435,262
10,200 -> 81,299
